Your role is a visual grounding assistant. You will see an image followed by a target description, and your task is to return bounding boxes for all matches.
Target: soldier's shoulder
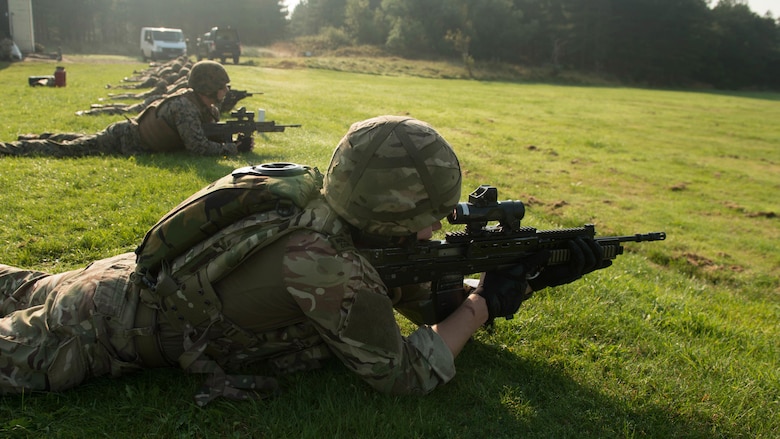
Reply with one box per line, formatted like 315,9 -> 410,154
158,90 -> 198,113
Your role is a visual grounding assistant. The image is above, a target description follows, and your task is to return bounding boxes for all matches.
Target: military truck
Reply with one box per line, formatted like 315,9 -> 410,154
196,27 -> 241,64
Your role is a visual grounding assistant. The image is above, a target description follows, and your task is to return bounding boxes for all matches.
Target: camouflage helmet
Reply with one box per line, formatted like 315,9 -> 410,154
323,116 -> 462,236
188,60 -> 230,97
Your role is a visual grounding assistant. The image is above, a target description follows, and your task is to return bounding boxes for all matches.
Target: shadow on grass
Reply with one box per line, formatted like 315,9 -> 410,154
446,340 -> 720,438
0,340 -> 726,438
130,149 -> 279,182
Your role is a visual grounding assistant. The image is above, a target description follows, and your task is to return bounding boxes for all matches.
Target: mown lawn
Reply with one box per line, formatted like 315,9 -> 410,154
0,55 -> 777,438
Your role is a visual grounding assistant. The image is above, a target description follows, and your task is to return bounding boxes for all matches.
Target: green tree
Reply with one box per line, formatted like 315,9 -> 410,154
32,0 -> 289,49
381,0 -> 464,56
465,0 -> 530,63
345,0 -> 385,45
606,0 -> 711,84
290,0 -> 348,36
22,0 -> 780,90
445,28 -> 474,77
699,0 -> 780,88
556,0 -> 612,72
230,0 -> 289,45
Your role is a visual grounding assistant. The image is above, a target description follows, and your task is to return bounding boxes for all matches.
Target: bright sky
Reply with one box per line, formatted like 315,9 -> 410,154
282,0 -> 777,17
745,0 -> 778,16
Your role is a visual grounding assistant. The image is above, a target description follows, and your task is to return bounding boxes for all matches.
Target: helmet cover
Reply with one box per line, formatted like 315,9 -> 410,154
188,60 -> 230,97
323,115 -> 462,236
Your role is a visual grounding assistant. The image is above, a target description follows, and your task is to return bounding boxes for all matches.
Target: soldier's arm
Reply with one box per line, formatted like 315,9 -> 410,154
284,232 -> 457,395
431,293 -> 488,357
161,96 -> 238,156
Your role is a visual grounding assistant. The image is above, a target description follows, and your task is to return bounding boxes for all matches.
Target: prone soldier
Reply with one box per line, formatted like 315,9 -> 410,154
1,61 -> 247,157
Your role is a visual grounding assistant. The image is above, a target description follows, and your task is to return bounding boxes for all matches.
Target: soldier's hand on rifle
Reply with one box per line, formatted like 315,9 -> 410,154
477,252 -> 547,323
528,238 -> 612,291
236,134 -> 254,152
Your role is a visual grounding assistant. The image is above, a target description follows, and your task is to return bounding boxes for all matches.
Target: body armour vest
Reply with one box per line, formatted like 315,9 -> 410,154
136,89 -> 216,152
136,163 -> 350,360
141,195 -> 353,406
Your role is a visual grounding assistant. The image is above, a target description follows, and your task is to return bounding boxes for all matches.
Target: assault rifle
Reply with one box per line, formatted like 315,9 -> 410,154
362,185 -> 666,325
204,107 -> 301,143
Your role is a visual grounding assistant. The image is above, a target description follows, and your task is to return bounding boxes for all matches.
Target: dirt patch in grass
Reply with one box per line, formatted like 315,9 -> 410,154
723,201 -> 777,219
682,251 -> 745,274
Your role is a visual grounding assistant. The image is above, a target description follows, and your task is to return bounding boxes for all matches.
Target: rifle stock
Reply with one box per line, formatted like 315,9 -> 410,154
362,185 -> 666,324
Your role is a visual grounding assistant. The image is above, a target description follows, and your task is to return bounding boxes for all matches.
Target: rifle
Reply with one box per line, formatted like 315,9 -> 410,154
204,107 -> 301,143
220,89 -> 263,113
362,185 -> 666,325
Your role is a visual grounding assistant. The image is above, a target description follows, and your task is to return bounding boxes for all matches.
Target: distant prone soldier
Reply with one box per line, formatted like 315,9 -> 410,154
1,61 -> 252,157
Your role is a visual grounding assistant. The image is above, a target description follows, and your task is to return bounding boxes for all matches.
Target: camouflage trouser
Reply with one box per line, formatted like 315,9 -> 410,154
79,98 -> 155,116
112,77 -> 157,89
78,105 -> 134,116
0,120 -> 144,157
0,253 -> 146,394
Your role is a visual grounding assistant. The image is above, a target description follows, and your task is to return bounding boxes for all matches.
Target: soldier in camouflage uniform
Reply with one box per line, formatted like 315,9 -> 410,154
100,64 -> 191,103
0,61 -> 248,157
104,77 -> 174,102
107,58 -> 186,89
75,72 -> 255,118
0,116 -> 606,404
124,56 -> 188,79
75,93 -> 167,117
118,67 -> 191,98
73,68 -> 195,117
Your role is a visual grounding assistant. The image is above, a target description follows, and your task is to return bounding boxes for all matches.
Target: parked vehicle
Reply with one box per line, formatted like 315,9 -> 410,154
140,27 -> 187,61
196,27 -> 241,64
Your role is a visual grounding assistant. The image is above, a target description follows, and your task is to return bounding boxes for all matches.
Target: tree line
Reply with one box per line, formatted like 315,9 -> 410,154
30,0 -> 779,89
30,0 -> 289,54
290,0 -> 779,89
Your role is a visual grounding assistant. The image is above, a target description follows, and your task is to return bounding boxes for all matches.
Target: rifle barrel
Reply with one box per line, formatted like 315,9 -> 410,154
597,232 -> 666,243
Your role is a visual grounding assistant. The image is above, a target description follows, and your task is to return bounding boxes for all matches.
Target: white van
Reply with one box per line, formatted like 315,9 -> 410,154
140,27 -> 187,61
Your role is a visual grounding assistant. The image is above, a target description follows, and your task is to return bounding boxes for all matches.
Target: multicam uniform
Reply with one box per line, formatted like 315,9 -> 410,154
107,59 -> 185,90
78,73 -> 193,116
2,115 -> 464,405
78,75 -> 235,118
0,197 -> 455,399
75,95 -> 162,117
0,89 -> 237,157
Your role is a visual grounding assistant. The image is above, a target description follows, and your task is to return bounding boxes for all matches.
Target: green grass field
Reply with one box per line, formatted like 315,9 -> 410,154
0,55 -> 778,438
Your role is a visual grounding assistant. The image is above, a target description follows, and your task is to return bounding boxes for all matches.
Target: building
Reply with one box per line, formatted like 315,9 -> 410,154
1,0 -> 34,53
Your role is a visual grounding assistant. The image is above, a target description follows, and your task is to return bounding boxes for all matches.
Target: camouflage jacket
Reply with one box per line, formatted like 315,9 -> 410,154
157,197 -> 457,395
1,199 -> 456,397
137,88 -> 237,156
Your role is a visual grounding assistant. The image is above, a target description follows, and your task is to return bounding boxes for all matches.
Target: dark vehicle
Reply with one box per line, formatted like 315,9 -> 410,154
196,27 -> 241,64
